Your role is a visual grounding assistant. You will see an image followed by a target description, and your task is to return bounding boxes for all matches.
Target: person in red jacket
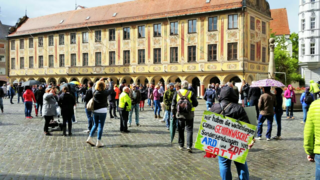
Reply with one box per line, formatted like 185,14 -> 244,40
23,86 -> 36,119
114,84 -> 120,118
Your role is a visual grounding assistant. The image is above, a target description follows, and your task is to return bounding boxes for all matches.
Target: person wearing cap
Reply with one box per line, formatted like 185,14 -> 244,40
128,84 -> 141,127
203,85 -> 215,110
163,83 -> 175,129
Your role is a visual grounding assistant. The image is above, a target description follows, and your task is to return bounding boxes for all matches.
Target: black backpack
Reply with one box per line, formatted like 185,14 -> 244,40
177,91 -> 192,118
305,92 -> 314,105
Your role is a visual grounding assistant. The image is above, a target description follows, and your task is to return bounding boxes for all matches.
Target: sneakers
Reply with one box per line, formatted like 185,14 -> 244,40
85,130 -> 90,134
159,119 -> 165,122
291,117 -> 295,119
273,136 -> 281,140
128,124 -> 131,127
257,137 -> 262,140
73,121 -> 78,123
179,146 -> 184,150
96,140 -> 104,148
86,137 -> 95,146
187,147 -> 192,153
301,121 -> 305,124
266,138 -> 271,141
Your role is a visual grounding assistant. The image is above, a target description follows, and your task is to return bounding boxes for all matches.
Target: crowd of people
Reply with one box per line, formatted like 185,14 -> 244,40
1,78 -> 320,179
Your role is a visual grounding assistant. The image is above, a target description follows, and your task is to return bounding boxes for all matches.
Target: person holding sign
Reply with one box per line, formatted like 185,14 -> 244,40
209,87 -> 254,180
171,80 -> 198,153
257,87 -> 277,141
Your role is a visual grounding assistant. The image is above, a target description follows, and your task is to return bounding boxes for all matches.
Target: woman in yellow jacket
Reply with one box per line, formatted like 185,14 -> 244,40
119,87 -> 132,133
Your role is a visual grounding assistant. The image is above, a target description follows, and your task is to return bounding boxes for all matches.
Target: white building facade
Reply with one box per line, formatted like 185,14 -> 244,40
299,0 -> 320,85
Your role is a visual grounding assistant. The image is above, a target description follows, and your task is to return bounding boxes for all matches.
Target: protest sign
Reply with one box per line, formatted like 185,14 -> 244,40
195,111 -> 257,164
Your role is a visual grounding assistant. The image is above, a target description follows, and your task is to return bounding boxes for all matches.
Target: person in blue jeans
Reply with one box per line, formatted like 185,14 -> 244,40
203,85 -> 215,110
300,87 -> 314,124
257,87 -> 276,141
84,81 -> 94,132
17,84 -> 24,104
153,85 -> 161,119
129,84 -> 141,126
273,88 -> 283,140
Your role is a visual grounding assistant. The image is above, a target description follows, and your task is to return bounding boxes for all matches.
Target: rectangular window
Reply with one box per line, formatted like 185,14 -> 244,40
48,35 -> 54,46
188,46 -> 196,62
95,30 -> 101,42
154,24 -> 161,37
71,54 -> 76,67
123,51 -> 130,65
302,19 -> 305,31
188,19 -> 197,33
29,56 -> 33,68
109,51 -> 116,65
228,14 -> 238,29
20,39 -> 24,49
109,29 -> 115,41
0,56 -> 4,62
170,22 -> 179,35
11,58 -> 15,69
11,40 -> 15,50
208,44 -> 217,61
70,33 -> 76,44
82,32 -> 89,43
262,47 -> 266,62
170,47 -> 178,63
208,17 -> 218,31
154,48 -> 161,64
38,37 -> 43,47
302,44 -> 305,55
83,53 -> 88,66
311,17 -> 316,29
59,34 -> 64,45
250,44 -> 255,61
29,38 -> 33,48
262,22 -> 266,34
228,43 -> 238,60
250,16 -> 255,30
95,52 -> 101,66
138,50 -> 145,64
59,54 -> 65,67
39,56 -> 43,68
20,57 -> 24,69
310,43 -> 315,55
49,55 -> 54,67
138,26 -> 145,38
123,27 -> 130,40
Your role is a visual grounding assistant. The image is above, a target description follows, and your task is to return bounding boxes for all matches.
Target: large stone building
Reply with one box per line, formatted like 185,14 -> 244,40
7,0 -> 271,97
0,21 -> 11,86
299,0 -> 320,85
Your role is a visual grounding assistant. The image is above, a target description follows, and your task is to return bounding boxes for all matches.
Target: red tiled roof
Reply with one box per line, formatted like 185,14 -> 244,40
270,8 -> 290,36
9,0 -> 243,37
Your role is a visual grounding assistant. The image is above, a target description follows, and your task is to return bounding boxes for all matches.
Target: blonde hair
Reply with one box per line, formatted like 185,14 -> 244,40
95,81 -> 106,91
45,88 -> 51,93
155,85 -> 160,89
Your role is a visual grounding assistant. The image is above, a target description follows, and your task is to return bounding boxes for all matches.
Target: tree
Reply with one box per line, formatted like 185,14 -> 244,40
273,33 -> 303,85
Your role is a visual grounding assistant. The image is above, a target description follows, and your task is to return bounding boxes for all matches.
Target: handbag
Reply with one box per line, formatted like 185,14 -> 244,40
86,91 -> 96,111
285,98 -> 292,107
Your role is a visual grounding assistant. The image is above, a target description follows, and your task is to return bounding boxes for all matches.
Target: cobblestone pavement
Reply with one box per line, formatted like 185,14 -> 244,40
0,97 -> 315,180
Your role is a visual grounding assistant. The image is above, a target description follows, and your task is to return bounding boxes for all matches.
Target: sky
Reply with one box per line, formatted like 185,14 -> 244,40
0,0 -> 299,33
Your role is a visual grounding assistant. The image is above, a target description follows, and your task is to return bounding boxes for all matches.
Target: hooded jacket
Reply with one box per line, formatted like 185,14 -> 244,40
209,87 -> 249,123
304,99 -> 320,155
204,88 -> 215,103
310,80 -> 320,94
23,89 -> 36,103
300,88 -> 314,106
274,88 -> 283,113
284,85 -> 296,103
34,88 -> 45,104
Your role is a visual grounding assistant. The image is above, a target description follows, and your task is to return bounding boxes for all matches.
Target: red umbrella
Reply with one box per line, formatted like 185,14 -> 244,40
34,104 -> 38,116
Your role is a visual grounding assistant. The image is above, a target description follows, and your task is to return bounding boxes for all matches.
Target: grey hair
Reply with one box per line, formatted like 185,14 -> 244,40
227,82 -> 231,86
182,80 -> 189,89
166,84 -> 171,89
123,87 -> 129,92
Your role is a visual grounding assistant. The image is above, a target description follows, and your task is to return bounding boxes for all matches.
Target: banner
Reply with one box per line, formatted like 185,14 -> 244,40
195,111 -> 257,164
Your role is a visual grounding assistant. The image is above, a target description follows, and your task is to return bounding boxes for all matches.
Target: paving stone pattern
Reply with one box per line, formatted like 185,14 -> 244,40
0,98 -> 315,180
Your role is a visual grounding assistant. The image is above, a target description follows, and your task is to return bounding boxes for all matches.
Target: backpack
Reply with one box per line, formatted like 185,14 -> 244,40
305,92 -> 314,105
177,90 -> 192,119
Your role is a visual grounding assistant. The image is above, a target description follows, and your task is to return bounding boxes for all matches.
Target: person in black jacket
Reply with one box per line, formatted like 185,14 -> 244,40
248,83 -> 262,119
80,85 -> 87,103
34,86 -> 45,116
108,83 -> 117,119
17,83 -> 24,103
86,78 -> 114,148
84,81 -> 94,133
139,85 -> 147,111
58,86 -> 76,136
0,87 -> 4,113
209,86 -> 254,180
240,80 -> 250,107
203,85 -> 215,110
129,84 -> 141,127
273,88 -> 283,140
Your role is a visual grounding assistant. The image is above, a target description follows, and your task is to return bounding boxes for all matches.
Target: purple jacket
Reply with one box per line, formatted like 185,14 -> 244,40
284,85 -> 296,103
153,89 -> 160,100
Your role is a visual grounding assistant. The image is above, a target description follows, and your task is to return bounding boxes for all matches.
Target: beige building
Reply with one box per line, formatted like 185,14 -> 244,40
8,0 -> 272,97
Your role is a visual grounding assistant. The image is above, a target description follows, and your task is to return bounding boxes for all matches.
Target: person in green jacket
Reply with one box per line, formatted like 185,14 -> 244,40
304,99 -> 320,178
162,83 -> 175,129
119,87 -> 132,133
310,80 -> 320,100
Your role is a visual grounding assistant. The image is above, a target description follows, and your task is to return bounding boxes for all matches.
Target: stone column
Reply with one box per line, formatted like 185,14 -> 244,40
268,38 -> 275,79
200,82 -> 205,98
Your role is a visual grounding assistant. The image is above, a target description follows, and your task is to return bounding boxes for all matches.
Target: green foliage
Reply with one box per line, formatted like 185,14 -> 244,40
273,34 -> 303,85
